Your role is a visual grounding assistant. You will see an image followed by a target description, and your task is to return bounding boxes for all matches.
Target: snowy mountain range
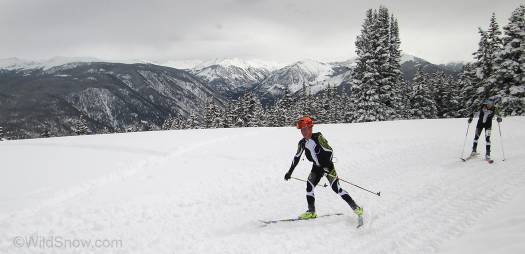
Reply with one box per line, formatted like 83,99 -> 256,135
253,59 -> 353,103
0,62 -> 223,138
0,55 -> 463,138
190,59 -> 274,98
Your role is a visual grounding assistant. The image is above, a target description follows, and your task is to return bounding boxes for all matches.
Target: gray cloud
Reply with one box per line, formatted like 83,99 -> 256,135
0,0 -> 522,64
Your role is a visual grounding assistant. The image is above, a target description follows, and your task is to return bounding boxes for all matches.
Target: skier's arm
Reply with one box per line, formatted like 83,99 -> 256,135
317,133 -> 333,153
317,133 -> 334,170
285,141 -> 304,180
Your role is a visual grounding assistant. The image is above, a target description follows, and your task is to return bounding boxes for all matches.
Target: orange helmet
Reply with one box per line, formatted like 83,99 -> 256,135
296,116 -> 314,129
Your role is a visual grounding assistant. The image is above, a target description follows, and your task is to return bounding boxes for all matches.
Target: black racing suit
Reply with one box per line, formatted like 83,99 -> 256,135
469,107 -> 500,156
286,132 -> 358,212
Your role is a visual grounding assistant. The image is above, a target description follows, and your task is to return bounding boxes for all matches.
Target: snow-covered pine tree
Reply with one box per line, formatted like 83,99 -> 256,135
431,72 -> 448,118
211,104 -> 225,128
351,6 -> 404,122
249,95 -> 265,127
40,129 -> 51,138
186,112 -> 201,129
102,127 -> 110,134
274,88 -> 295,126
398,80 -> 412,119
203,99 -> 224,129
444,77 -> 463,118
204,99 -> 215,129
222,102 -> 235,128
435,73 -> 462,118
0,126 -> 5,141
466,13 -> 504,113
162,115 -> 174,130
169,114 -> 185,129
340,86 -> 355,123
493,5 -> 525,116
74,113 -> 90,135
315,87 -> 330,124
460,63 -> 480,115
332,86 -> 345,123
237,92 -> 264,127
410,66 -> 437,119
351,9 -> 382,122
387,14 -> 405,120
376,6 -> 397,121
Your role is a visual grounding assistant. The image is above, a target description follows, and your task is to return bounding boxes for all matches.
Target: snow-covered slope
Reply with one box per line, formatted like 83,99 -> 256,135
1,117 -> 524,253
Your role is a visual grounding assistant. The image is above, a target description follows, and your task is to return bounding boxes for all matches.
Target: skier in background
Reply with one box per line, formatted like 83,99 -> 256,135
284,116 -> 363,222
467,99 -> 502,161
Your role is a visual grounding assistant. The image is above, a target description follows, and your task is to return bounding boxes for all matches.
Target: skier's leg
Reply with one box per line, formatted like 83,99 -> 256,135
306,169 -> 322,213
485,127 -> 492,157
326,168 -> 358,210
472,127 -> 482,153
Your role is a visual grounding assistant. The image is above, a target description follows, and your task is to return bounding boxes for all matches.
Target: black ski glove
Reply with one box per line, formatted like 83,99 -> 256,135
284,171 -> 292,181
468,118 -> 473,124
497,117 -> 502,123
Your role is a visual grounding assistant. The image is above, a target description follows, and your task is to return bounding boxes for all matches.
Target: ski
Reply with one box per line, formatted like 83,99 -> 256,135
260,213 -> 344,226
461,153 -> 479,162
461,154 -> 494,164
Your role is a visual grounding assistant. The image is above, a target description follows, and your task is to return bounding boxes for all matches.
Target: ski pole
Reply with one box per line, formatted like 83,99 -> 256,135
460,121 -> 471,160
497,121 -> 506,161
290,177 -> 328,188
328,174 -> 380,196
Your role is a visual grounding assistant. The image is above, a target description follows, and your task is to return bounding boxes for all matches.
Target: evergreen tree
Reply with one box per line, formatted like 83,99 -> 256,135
460,63 -> 480,114
212,104 -> 225,128
0,126 -> 5,141
467,13 -> 504,112
493,5 -> 525,116
170,114 -> 185,129
351,6 -> 404,122
40,129 -> 51,138
186,112 -> 202,129
274,89 -> 295,126
444,78 -> 463,118
376,6 -> 398,120
162,115 -> 175,130
203,99 -> 216,129
74,113 -> 90,135
351,9 -> 383,122
410,66 -> 437,119
387,15 -> 405,119
431,72 -> 448,118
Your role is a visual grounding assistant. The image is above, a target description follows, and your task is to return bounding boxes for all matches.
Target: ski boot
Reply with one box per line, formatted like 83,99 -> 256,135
354,207 -> 364,228
485,154 -> 494,164
299,211 -> 317,220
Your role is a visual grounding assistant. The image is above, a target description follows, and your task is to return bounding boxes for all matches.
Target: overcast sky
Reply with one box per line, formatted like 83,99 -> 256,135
0,0 -> 523,64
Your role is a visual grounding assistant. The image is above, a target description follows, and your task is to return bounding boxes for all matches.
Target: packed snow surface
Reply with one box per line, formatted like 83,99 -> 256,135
1,117 -> 524,254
